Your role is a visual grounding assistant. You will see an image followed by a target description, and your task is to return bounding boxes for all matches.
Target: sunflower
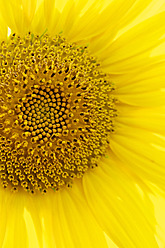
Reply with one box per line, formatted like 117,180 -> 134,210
0,0 -> 165,247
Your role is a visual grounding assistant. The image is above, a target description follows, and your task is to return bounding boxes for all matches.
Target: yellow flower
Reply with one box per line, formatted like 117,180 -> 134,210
0,0 -> 165,247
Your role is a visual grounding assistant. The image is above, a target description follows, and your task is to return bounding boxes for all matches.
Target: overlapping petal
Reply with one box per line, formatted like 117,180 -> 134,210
25,182 -> 109,248
110,123 -> 165,193
0,0 -> 164,248
0,188 -> 28,248
83,155 -> 159,248
115,105 -> 165,134
0,0 -> 37,35
100,11 -> 165,74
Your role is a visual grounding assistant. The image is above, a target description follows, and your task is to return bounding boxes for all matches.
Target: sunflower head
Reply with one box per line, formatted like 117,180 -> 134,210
0,0 -> 165,248
0,31 -> 116,194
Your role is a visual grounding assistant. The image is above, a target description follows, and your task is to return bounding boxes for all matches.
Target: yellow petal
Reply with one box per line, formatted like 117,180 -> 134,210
0,0 -> 20,33
45,0 -> 76,36
67,0 -> 136,41
110,124 -> 165,192
115,59 -> 165,89
115,0 -> 159,31
43,0 -> 60,34
110,56 -> 165,87
113,59 -> 165,106
0,188 -> 28,248
24,208 -> 40,248
89,0 -> 154,56
30,0 -> 46,34
44,0 -> 94,38
115,0 -> 165,40
22,0 -> 37,25
0,189 -> 7,247
0,0 -> 38,35
83,155 -> 159,248
23,194 -> 43,248
26,182 -> 109,248
58,0 -> 76,36
0,14 -> 8,41
101,11 -> 165,74
116,105 -> 165,134
116,90 -> 165,107
151,194 -> 165,247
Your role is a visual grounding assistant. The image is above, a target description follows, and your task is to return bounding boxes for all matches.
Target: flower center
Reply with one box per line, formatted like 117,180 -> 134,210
0,32 -> 116,194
